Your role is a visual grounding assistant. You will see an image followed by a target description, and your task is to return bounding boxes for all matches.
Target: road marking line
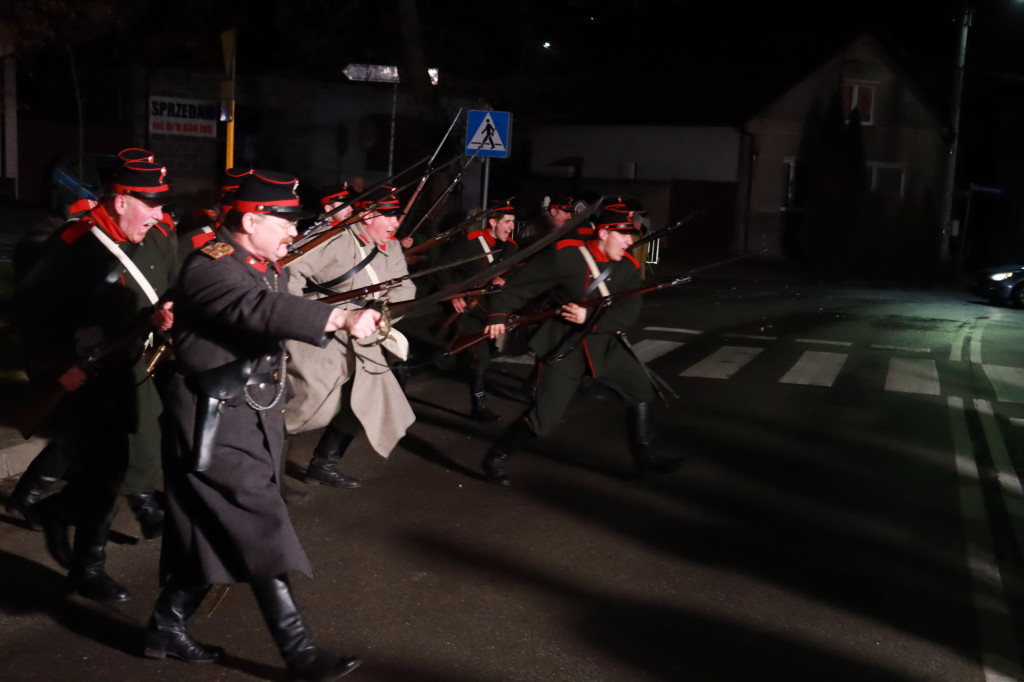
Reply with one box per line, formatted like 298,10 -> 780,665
971,324 -> 984,365
643,326 -> 702,335
680,346 -> 762,379
974,399 -> 1024,541
628,339 -> 685,363
779,351 -> 847,387
870,344 -> 931,353
885,358 -> 941,395
951,327 -> 968,362
948,397 -> 1024,681
723,333 -> 776,341
981,365 -> 1024,405
796,338 -> 853,347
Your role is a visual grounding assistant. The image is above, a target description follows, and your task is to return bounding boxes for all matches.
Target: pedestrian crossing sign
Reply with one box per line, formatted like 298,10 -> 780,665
466,110 -> 511,159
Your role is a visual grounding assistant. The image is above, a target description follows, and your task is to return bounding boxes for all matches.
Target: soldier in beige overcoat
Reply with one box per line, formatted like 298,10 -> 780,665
284,185 -> 416,489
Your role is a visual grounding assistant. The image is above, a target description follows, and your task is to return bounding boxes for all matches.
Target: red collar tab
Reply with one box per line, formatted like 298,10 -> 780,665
246,255 -> 269,273
587,240 -> 610,262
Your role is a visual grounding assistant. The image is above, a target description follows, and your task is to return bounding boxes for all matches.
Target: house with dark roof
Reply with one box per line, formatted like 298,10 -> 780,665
528,32 -> 948,269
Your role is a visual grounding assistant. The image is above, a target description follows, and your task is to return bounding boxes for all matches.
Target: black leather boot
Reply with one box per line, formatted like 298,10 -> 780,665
482,419 -> 537,486
143,581 -> 224,663
252,575 -> 361,681
304,430 -> 360,488
6,442 -> 69,528
67,522 -> 130,603
627,403 -> 682,474
32,493 -> 72,569
470,369 -> 500,421
126,489 -> 164,540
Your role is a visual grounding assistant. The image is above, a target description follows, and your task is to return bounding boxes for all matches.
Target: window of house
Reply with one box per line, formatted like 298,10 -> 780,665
867,163 -> 905,197
841,81 -> 876,126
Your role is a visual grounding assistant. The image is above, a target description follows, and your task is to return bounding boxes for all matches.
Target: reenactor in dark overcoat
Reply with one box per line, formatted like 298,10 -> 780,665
479,208 -> 681,485
9,149 -> 177,541
143,170 -> 376,680
15,160 -> 176,602
437,199 -> 519,420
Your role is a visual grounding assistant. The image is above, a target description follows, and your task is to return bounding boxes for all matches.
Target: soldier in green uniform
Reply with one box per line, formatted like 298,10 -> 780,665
437,199 -> 519,420
479,207 -> 681,485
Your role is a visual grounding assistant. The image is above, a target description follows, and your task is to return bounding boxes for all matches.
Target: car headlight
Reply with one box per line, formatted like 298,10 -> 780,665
990,272 -> 1015,281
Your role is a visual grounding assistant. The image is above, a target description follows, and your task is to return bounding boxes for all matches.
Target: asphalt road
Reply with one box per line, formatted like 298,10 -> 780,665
2,275 -> 1023,681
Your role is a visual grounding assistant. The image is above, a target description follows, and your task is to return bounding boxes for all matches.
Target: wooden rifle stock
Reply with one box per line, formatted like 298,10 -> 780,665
14,315 -> 157,438
447,276 -> 692,355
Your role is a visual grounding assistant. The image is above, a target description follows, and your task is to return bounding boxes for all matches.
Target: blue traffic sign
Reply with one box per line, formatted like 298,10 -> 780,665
466,110 -> 511,158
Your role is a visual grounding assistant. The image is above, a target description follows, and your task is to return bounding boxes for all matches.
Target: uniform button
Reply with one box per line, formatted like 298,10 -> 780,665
259,382 -> 266,390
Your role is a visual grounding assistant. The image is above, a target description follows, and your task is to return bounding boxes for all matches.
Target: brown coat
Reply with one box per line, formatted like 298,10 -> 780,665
284,223 -> 415,457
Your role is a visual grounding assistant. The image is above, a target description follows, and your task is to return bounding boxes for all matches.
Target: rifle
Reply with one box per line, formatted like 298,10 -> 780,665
314,252 -> 493,307
397,107 -> 462,229
14,314 -> 157,438
404,196 -> 514,258
400,145 -> 484,241
281,154 -> 462,266
294,154 -> 431,246
627,208 -> 703,253
447,276 -> 691,355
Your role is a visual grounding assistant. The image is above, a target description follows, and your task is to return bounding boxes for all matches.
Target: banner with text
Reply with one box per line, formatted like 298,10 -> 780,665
149,96 -> 218,138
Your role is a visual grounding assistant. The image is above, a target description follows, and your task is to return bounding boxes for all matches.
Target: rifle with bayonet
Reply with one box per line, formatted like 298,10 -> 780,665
314,252 -> 493,307
448,276 -> 691,355
398,107 -> 462,229
627,208 -> 703,253
282,154 -> 462,266
403,196 -> 514,258
400,145 -> 484,242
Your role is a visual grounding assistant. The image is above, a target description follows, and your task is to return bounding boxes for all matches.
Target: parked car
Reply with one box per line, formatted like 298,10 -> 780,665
969,264 -> 1024,307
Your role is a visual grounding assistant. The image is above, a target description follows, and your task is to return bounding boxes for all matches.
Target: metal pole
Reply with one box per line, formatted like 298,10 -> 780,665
941,5 -> 972,260
481,157 -> 490,225
388,82 -> 397,177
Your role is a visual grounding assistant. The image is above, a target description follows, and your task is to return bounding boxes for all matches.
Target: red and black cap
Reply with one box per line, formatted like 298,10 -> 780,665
548,195 -> 574,213
118,148 -> 155,163
489,199 -> 515,215
593,207 -> 641,234
232,170 -> 313,219
320,182 -> 351,206
222,167 -> 251,195
358,185 -> 402,216
109,161 -> 171,204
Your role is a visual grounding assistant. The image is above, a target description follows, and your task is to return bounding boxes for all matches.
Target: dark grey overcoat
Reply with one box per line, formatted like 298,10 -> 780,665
160,229 -> 332,587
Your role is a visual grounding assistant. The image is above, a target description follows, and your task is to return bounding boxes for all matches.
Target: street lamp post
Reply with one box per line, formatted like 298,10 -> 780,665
940,5 -> 972,261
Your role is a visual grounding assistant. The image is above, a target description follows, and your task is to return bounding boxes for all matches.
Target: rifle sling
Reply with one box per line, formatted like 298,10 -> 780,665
303,245 -> 378,296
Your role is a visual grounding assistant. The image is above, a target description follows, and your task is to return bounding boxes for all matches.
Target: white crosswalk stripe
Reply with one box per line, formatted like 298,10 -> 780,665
982,365 -> 1024,404
884,358 -> 941,395
779,351 -> 847,387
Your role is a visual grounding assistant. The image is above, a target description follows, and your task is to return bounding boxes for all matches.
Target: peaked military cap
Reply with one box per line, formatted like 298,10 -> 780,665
232,170 -> 313,219
109,160 -> 171,204
357,185 -> 402,216
320,182 -> 351,206
547,195 -> 574,213
222,167 -> 252,194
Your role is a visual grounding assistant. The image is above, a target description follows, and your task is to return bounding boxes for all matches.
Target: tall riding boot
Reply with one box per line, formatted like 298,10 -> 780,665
67,522 -> 130,603
481,419 -> 537,486
304,429 -> 360,488
143,580 -> 224,663
32,492 -> 72,569
627,403 -> 682,474
251,575 -> 361,681
6,442 -> 70,527
126,489 -> 164,540
470,368 -> 500,421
